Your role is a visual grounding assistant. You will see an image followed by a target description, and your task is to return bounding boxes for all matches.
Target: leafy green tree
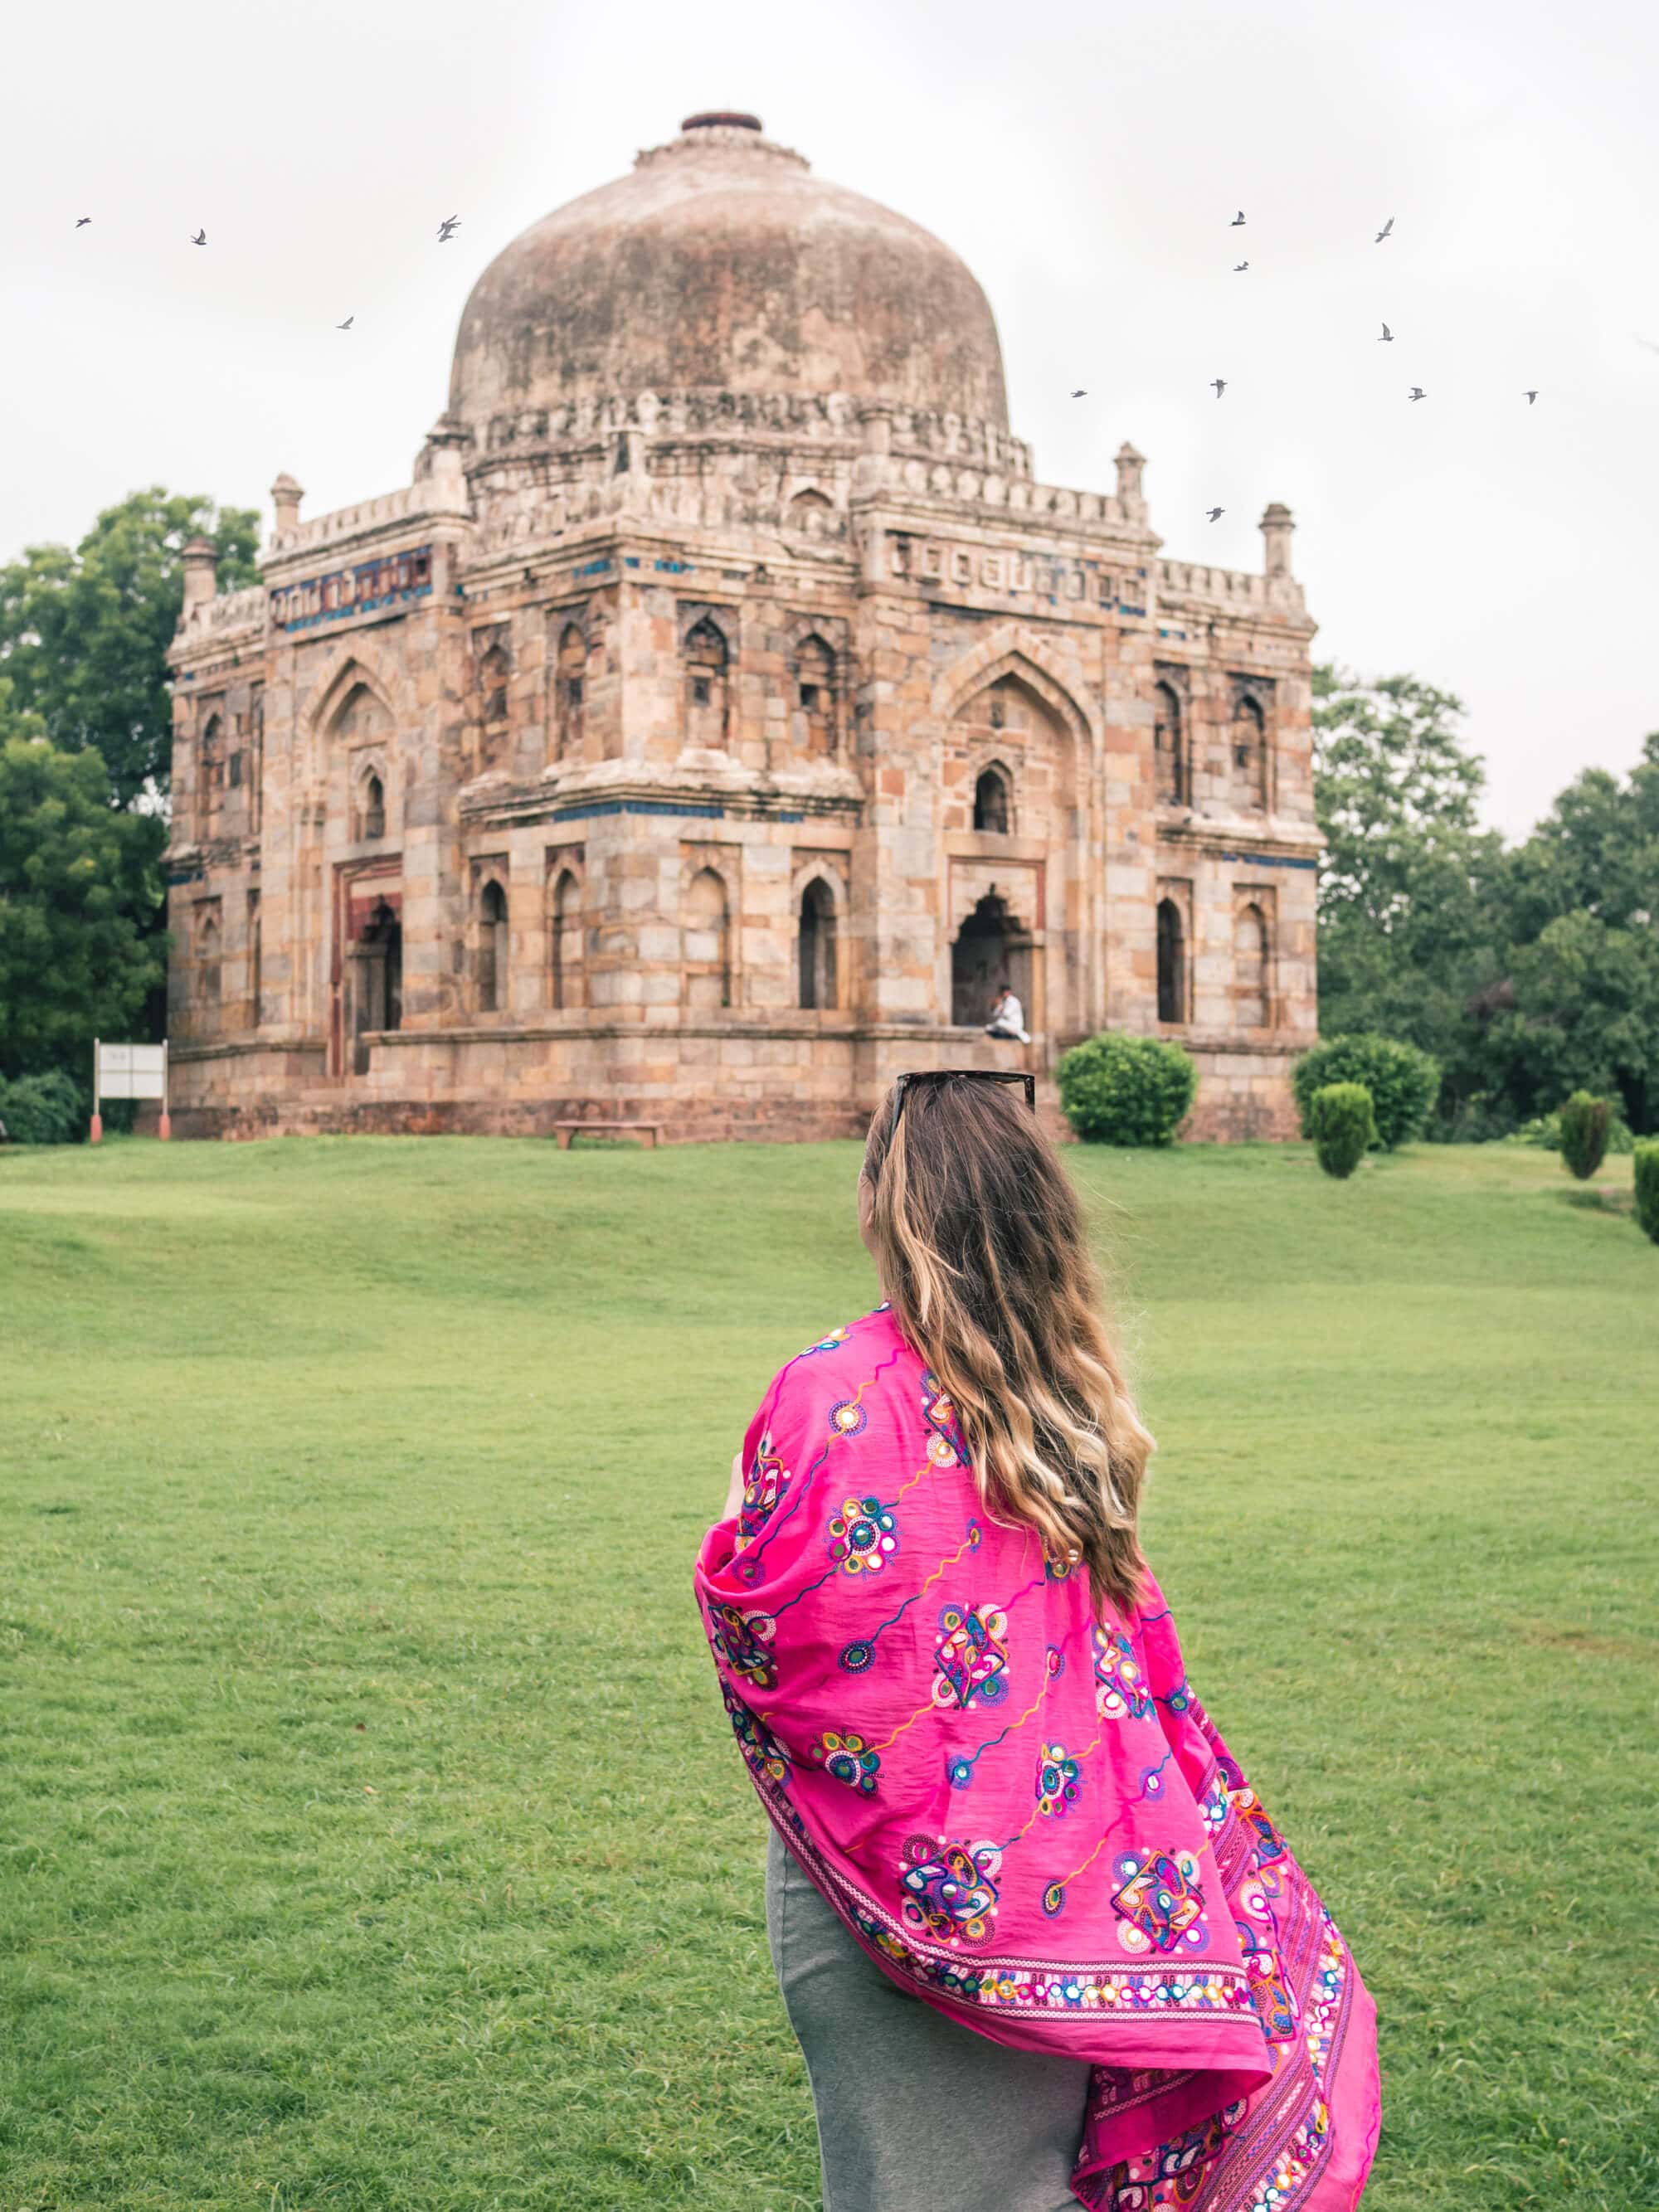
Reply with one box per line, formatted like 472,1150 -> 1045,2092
0,487 -> 259,810
0,712 -> 167,1081
1472,911 -> 1659,1135
1311,666 -> 1504,1065
1497,734 -> 1659,944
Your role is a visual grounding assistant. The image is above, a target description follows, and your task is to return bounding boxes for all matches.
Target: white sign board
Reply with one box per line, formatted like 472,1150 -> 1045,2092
95,1043 -> 168,1101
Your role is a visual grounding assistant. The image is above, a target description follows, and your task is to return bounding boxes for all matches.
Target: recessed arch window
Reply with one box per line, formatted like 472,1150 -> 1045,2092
555,623 -> 586,758
1154,682 -> 1186,806
684,618 -> 730,747
682,866 -> 732,1009
479,642 -> 510,725
798,878 -> 839,1010
1235,901 -> 1270,1028
1156,898 -> 1186,1023
549,868 -> 583,1010
973,766 -> 1011,834
477,879 -> 508,1014
359,771 -> 386,842
793,634 -> 835,757
1231,694 -> 1267,810
197,906 -> 222,1009
787,488 -> 834,535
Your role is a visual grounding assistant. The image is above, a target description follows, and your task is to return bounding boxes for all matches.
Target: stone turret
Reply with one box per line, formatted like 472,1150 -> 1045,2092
179,536 -> 217,616
270,473 -> 304,537
1260,502 -> 1295,577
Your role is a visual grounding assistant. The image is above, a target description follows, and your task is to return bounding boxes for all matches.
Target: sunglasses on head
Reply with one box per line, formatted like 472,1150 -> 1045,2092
890,1068 -> 1038,1129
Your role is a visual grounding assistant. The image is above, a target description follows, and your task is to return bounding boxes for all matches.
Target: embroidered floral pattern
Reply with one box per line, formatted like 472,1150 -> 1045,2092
827,1494 -> 898,1575
1035,1742 -> 1083,1818
705,1598 -> 778,1690
932,1602 -> 1010,1709
1092,1623 -> 1153,1721
898,1833 -> 1002,1945
737,1432 -> 791,1549
1229,1785 -> 1287,1864
722,1684 -> 790,1784
1112,1849 -> 1206,1954
827,1398 -> 868,1438
811,1728 -> 881,1795
800,1324 -> 851,1356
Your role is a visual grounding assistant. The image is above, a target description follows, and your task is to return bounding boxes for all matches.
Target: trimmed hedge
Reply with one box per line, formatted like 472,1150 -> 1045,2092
1635,1140 -> 1659,1245
1056,1032 -> 1197,1146
1558,1091 -> 1610,1181
1308,1082 -> 1376,1179
1292,1034 -> 1439,1151
0,1070 -> 87,1146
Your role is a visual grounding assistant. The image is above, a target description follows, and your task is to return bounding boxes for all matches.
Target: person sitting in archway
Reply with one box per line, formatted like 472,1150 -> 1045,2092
985,979 -> 1030,1043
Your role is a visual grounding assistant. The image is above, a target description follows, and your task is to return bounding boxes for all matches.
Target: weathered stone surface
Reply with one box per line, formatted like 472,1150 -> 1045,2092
164,115 -> 1321,1145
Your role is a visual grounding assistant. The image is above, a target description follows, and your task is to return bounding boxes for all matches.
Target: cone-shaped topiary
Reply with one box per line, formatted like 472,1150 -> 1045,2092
1308,1082 -> 1377,1179
1055,1033 -> 1197,1145
1635,1140 -> 1659,1245
1558,1091 -> 1610,1181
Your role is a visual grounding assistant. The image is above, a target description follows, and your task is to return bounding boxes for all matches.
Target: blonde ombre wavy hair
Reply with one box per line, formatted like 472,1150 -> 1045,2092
861,1073 -> 1153,1616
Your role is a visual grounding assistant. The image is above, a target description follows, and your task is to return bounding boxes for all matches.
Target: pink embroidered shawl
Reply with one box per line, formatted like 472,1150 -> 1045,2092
694,1305 -> 1380,2210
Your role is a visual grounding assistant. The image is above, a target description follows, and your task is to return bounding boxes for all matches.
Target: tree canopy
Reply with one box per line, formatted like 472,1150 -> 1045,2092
1313,667 -> 1659,1134
0,701 -> 168,1082
0,487 -> 259,811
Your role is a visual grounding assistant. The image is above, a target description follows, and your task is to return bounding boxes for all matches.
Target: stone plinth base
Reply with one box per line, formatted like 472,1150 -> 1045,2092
163,1023 -> 1304,1144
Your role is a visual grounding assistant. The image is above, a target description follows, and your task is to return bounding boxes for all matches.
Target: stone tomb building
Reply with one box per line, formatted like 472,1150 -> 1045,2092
165,113 -> 1320,1140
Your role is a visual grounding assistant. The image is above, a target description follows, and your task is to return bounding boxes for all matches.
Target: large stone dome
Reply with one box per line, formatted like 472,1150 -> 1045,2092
448,115 -> 1010,445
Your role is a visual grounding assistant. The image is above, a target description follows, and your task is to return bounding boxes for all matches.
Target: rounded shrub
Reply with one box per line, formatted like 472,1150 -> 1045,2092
1291,1034 -> 1439,1151
1635,1140 -> 1659,1246
0,1070 -> 87,1146
1557,1091 -> 1611,1181
1308,1082 -> 1377,1179
1056,1032 -> 1197,1146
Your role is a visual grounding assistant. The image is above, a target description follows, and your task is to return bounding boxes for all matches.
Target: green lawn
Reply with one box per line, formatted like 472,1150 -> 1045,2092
1,1135 -> 1655,2211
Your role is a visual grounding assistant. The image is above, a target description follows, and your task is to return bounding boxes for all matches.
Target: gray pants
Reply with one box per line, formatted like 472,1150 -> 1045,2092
766,1827 -> 1092,2212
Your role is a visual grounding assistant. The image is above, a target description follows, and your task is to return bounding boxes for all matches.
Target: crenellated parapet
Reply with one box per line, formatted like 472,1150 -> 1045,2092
175,582 -> 267,651
261,475 -> 474,568
474,387 -> 1034,480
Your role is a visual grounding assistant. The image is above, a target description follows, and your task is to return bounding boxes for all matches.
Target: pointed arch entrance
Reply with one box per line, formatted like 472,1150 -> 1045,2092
951,892 -> 1034,1029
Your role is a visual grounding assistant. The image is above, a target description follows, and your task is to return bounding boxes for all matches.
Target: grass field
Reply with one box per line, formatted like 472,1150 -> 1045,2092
1,1134 -> 1656,2211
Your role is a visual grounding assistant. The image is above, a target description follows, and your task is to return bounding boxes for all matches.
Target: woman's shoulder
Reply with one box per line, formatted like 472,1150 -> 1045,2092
757,1305 -> 917,1425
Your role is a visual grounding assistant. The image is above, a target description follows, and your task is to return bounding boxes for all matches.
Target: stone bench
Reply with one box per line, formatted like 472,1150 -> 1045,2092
552,1120 -> 662,1151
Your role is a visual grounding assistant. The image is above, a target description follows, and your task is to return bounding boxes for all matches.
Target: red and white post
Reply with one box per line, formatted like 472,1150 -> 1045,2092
90,1038 -> 103,1144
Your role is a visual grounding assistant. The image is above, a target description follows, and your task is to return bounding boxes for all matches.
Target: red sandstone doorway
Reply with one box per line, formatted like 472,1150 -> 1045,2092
329,863 -> 402,1077
349,901 -> 402,1075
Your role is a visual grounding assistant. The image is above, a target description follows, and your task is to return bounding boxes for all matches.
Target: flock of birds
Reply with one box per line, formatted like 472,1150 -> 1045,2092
69,201 -> 1550,537
72,211 -> 464,332
1071,210 -> 1540,524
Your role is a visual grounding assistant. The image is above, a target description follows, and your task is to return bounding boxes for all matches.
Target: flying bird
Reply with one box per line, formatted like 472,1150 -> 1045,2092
1375,216 -> 1394,242
1206,507 -> 1224,523
75,216 -> 90,228
191,228 -> 207,246
1233,260 -> 1248,273
1524,388 -> 1538,403
1408,386 -> 1426,401
1230,210 -> 1246,226
1379,322 -> 1394,343
437,216 -> 460,241
337,315 -> 354,330
1071,388 -> 1087,397
1210,378 -> 1227,397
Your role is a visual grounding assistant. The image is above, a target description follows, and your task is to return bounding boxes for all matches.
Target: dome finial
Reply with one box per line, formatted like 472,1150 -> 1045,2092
681,110 -> 761,133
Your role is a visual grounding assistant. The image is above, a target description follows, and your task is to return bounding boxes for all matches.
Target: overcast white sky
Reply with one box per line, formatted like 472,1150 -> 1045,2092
3,0 -> 1655,836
